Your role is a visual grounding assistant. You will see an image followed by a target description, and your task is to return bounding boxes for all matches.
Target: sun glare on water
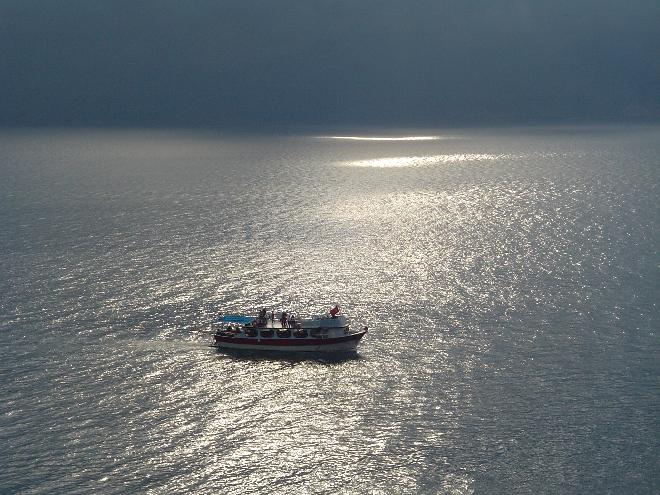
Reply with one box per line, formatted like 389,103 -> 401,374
318,135 -> 448,141
343,153 -> 505,168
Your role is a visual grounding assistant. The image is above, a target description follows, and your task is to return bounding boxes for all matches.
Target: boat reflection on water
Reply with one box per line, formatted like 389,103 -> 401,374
214,347 -> 364,365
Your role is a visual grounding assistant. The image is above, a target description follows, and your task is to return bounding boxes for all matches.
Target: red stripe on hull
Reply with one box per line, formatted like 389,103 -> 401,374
215,331 -> 366,347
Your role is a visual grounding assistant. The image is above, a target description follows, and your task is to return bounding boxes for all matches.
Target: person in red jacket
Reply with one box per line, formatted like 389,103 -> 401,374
330,305 -> 340,318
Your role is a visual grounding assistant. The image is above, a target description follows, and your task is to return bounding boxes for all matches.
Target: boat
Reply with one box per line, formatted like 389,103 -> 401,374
211,309 -> 367,353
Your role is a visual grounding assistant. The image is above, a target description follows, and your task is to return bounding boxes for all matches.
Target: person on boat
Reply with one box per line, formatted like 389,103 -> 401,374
258,307 -> 267,326
330,304 -> 340,318
280,311 -> 288,328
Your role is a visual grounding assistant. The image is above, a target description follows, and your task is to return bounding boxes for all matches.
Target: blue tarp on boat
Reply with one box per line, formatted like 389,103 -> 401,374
218,314 -> 255,324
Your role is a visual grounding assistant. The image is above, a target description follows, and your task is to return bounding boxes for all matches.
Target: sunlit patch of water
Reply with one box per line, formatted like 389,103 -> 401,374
317,135 -> 451,141
342,153 -> 507,168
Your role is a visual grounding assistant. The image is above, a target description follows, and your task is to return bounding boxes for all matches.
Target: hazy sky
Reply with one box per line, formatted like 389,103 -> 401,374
1,0 -> 659,128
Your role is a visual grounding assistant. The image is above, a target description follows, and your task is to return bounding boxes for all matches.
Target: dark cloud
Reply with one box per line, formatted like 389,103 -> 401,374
1,0 -> 659,127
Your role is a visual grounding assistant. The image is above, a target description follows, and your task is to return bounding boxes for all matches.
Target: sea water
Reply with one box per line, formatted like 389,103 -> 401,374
1,125 -> 658,494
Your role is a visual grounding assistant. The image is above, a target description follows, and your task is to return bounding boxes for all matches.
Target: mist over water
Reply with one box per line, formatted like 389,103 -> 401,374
1,125 -> 658,494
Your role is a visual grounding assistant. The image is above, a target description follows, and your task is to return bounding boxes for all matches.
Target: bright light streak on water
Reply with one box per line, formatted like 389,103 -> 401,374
343,153 -> 506,168
318,135 -> 449,141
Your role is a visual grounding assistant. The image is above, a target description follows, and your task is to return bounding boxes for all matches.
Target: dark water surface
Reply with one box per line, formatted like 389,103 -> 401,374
1,125 -> 658,494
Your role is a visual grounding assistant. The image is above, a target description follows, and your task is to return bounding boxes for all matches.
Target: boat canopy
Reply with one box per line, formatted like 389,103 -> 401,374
218,314 -> 255,324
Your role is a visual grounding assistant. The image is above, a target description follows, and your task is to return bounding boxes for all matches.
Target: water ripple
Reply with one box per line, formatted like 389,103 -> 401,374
1,126 -> 658,494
